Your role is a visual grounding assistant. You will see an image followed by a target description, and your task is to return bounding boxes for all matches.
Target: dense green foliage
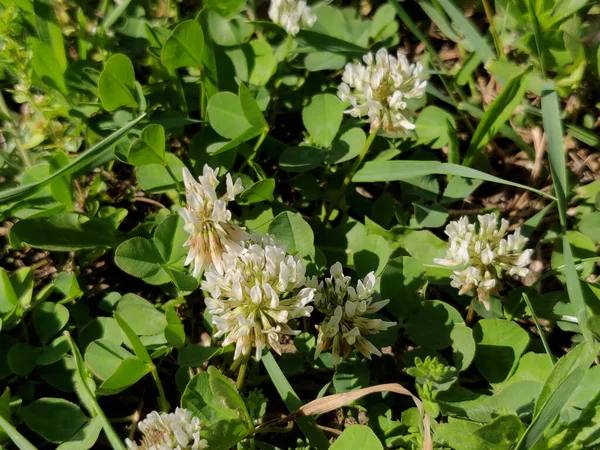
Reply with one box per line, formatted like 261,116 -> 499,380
1,0 -> 600,449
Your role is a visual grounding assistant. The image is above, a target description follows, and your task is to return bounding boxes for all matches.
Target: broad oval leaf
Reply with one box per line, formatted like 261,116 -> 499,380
161,20 -> 205,70
98,54 -> 138,111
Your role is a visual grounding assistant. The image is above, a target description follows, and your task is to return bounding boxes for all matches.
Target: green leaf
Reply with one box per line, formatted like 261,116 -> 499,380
463,71 -> 529,165
415,106 -> 456,149
327,127 -> 366,164
515,343 -> 597,449
153,214 -> 189,265
203,0 -> 246,18
22,398 -> 88,443
354,234 -> 390,277
85,339 -> 136,380
0,113 -> 146,205
451,325 -> 476,372
128,124 -> 166,166
0,268 -> 18,317
33,0 -> 67,71
161,20 -> 204,70
261,352 -> 329,450
303,93 -> 346,148
238,82 -> 268,131
115,294 -> 167,336
98,54 -> 138,111
53,272 -> 83,302
405,300 -> 464,350
10,213 -> 123,251
207,11 -> 254,46
37,335 -> 70,366
333,359 -> 370,393
181,369 -> 251,450
437,415 -> 524,450
353,160 -> 555,200
435,0 -> 495,61
29,38 -> 67,95
330,424 -> 383,449
114,237 -> 170,285
280,146 -> 325,172
413,203 -> 449,228
7,343 -> 40,376
98,358 -> 151,396
237,179 -> 275,204
473,319 -> 530,387
165,305 -> 185,349
380,256 -> 425,319
579,212 -> 600,243
33,302 -> 70,344
55,416 -> 102,450
178,345 -> 232,367
268,211 -> 314,255
208,92 -> 254,139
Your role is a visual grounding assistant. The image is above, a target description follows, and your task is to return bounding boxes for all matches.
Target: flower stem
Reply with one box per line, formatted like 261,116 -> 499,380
324,129 -> 378,223
150,364 -> 170,412
466,300 -> 476,325
236,354 -> 250,391
481,0 -> 503,60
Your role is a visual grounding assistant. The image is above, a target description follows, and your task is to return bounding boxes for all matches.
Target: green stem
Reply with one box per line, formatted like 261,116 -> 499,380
466,300 -> 476,325
240,130 -> 268,179
324,129 -> 378,222
482,0 -> 504,60
150,364 -> 170,412
64,332 -> 127,450
236,354 -> 250,391
0,414 -> 37,450
522,293 -> 556,365
199,78 -> 207,120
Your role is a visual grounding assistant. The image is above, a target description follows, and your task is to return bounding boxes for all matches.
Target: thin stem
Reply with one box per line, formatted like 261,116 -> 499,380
236,354 -> 250,391
199,78 -> 207,121
482,0 -> 504,60
466,300 -> 476,325
324,129 -> 378,222
240,130 -> 268,179
0,414 -> 37,450
150,364 -> 170,412
522,293 -> 556,365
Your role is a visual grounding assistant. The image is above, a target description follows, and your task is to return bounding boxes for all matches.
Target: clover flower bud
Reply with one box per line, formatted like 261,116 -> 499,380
179,165 -> 247,278
268,0 -> 317,36
202,235 -> 315,363
125,407 -> 207,450
337,48 -> 427,136
434,214 -> 533,309
308,262 -> 396,365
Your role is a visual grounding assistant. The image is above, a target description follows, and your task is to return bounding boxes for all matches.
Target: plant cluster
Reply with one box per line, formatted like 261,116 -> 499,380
0,0 -> 600,450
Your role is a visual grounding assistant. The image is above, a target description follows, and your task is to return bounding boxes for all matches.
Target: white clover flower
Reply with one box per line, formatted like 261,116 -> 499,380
307,262 -> 396,365
337,48 -> 427,136
268,0 -> 317,36
202,235 -> 315,363
434,214 -> 533,309
179,165 -> 246,278
125,407 -> 207,450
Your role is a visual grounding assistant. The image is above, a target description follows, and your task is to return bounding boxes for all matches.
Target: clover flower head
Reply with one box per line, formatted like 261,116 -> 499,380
125,407 -> 207,450
268,0 -> 317,36
307,262 -> 396,365
434,214 -> 533,309
179,165 -> 246,278
202,235 -> 315,362
337,48 -> 427,136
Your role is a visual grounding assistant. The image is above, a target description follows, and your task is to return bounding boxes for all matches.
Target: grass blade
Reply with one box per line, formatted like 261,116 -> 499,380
522,293 -> 555,365
64,331 -> 127,450
435,0 -> 495,62
0,113 -> 146,206
261,352 -> 330,450
353,160 -> 556,200
515,342 -> 597,449
526,0 -> 546,78
0,414 -> 37,450
463,70 -> 529,166
541,82 -> 592,343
